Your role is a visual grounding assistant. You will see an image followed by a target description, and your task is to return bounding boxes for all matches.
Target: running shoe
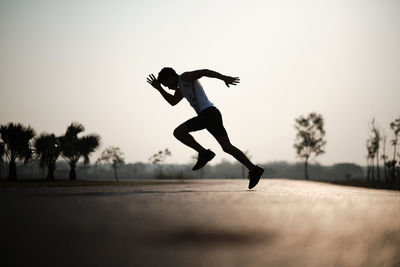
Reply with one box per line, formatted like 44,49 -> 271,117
248,165 -> 264,189
192,149 -> 216,170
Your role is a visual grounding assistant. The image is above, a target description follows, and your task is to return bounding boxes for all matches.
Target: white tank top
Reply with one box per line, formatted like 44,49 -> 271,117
178,76 -> 214,114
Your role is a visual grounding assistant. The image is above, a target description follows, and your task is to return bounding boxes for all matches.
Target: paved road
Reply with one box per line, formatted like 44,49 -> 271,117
1,179 -> 399,267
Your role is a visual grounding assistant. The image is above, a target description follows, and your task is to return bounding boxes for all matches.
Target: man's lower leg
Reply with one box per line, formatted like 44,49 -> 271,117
175,132 -> 206,153
224,145 -> 255,170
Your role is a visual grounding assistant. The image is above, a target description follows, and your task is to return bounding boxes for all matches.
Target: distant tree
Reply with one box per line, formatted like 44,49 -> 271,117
294,113 -> 326,180
366,119 -> 380,182
0,123 -> 36,180
96,146 -> 125,181
149,148 -> 171,178
34,133 -> 61,180
397,152 -> 400,179
59,122 -> 100,180
366,139 -> 375,182
388,117 -> 400,181
373,127 -> 381,182
149,148 -> 171,164
381,131 -> 388,182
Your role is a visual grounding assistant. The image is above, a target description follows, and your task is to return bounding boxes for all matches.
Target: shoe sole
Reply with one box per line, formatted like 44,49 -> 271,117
248,168 -> 264,189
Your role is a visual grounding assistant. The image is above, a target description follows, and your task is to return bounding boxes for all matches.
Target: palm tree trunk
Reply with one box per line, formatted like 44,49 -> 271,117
47,162 -> 55,180
8,158 -> 17,181
304,159 -> 309,180
69,162 -> 77,180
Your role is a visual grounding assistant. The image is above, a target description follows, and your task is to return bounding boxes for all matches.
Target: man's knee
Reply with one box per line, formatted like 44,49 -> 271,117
173,125 -> 188,139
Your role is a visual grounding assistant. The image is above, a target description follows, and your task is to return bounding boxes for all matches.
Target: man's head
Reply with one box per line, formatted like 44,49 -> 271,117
158,67 -> 178,90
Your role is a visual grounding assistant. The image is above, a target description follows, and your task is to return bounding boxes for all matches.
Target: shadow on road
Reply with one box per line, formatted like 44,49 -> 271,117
149,226 -> 275,246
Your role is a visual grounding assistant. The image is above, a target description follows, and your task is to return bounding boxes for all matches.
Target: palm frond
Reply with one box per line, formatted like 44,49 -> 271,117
0,122 -> 36,162
78,134 -> 100,164
34,132 -> 60,167
0,142 -> 5,162
65,122 -> 85,137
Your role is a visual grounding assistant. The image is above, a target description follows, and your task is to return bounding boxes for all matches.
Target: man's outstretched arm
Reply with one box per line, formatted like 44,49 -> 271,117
147,74 -> 183,106
180,69 -> 240,87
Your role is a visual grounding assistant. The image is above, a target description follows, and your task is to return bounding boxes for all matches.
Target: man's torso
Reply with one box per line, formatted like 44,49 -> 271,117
178,76 -> 214,114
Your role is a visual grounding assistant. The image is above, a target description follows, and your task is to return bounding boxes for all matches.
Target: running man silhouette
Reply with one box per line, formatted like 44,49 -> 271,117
147,68 -> 264,189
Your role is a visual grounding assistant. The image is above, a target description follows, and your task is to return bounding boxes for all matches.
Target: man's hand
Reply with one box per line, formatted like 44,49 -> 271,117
147,74 -> 163,91
223,76 -> 240,88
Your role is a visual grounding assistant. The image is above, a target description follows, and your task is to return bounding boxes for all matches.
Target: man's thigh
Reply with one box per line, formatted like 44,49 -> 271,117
203,108 -> 228,138
180,115 -> 207,132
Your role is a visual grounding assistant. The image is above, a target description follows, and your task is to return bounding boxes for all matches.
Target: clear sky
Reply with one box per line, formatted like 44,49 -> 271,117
1,0 -> 399,166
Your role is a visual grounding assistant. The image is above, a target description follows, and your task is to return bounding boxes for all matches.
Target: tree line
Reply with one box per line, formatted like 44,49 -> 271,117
0,122 -> 100,180
293,112 -> 400,183
1,113 -> 399,182
365,117 -> 400,182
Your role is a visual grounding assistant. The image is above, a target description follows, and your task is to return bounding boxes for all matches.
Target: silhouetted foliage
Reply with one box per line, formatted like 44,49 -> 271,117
149,148 -> 171,178
59,122 -> 100,180
0,141 -> 5,179
0,123 -> 36,180
149,148 -> 171,164
366,118 -> 381,182
381,131 -> 389,182
34,133 -> 61,180
388,117 -> 400,181
96,146 -> 125,181
294,113 -> 326,180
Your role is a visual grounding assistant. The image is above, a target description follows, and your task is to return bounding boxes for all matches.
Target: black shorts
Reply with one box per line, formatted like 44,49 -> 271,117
182,106 -> 228,137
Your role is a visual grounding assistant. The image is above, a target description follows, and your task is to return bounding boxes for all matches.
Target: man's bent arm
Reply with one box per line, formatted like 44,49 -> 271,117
180,69 -> 223,82
158,88 -> 183,106
147,73 -> 183,106
180,69 -> 240,87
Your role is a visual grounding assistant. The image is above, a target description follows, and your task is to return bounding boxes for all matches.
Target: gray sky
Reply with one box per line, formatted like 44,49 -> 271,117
1,0 -> 399,165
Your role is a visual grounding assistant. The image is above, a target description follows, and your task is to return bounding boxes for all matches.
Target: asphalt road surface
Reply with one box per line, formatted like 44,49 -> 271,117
1,179 -> 399,267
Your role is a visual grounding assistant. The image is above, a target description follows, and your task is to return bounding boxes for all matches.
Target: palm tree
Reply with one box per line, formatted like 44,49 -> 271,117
0,123 -> 36,180
34,133 -> 61,180
59,122 -> 100,180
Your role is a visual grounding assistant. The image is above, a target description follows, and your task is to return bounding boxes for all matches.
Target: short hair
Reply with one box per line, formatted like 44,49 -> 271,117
157,67 -> 177,84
